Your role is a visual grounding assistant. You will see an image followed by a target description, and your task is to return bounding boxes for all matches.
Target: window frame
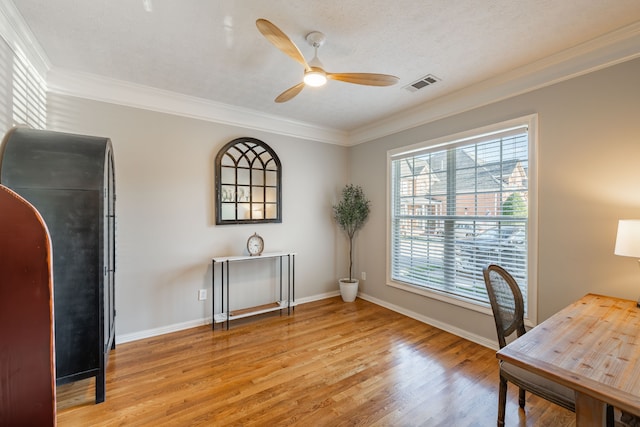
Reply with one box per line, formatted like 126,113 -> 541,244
386,114 -> 538,326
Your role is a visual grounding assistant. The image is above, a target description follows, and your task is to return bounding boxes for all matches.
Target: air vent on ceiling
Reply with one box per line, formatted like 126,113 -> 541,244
404,74 -> 440,92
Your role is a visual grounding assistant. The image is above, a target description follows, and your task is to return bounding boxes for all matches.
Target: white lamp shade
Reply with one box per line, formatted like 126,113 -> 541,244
614,220 -> 640,258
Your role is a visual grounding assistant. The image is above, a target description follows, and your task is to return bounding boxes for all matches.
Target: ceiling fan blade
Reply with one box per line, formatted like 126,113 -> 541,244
275,82 -> 305,103
327,73 -> 399,87
256,19 -> 309,70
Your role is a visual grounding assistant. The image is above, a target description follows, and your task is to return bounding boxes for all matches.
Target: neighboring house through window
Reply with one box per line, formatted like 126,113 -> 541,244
387,115 -> 538,324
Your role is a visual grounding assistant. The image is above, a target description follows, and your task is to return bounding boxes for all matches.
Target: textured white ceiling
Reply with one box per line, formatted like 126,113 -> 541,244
10,0 -> 640,132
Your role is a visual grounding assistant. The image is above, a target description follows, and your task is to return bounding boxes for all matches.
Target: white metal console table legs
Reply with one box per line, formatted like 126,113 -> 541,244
211,252 -> 296,330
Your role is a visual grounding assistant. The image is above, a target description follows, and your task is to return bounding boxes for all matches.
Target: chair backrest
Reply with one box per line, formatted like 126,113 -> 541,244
483,264 -> 526,349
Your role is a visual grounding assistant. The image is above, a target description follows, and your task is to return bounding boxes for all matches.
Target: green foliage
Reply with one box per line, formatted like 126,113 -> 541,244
502,192 -> 527,217
333,185 -> 371,239
333,184 -> 371,281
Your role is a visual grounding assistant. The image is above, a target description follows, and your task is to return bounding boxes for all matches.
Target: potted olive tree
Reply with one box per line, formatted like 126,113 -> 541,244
333,184 -> 371,302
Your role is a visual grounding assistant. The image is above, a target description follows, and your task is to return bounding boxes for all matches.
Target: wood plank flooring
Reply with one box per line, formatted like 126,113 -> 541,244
56,297 -> 576,426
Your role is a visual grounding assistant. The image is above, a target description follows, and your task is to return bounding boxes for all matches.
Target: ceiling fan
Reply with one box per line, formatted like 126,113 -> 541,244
256,19 -> 399,103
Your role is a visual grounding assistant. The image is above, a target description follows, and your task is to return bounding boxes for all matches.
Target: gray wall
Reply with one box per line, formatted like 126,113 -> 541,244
46,94 -> 349,339
350,57 -> 640,343
39,58 -> 640,345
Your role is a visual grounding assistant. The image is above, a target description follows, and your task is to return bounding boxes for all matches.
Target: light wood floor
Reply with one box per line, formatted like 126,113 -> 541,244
56,297 -> 576,426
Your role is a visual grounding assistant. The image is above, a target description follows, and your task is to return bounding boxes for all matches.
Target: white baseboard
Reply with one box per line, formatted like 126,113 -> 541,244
296,290 -> 341,303
116,289 -> 498,351
357,292 -> 499,350
116,317 -> 212,344
115,291 -> 341,344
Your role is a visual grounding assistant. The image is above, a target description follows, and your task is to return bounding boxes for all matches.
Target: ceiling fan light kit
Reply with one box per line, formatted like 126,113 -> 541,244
303,68 -> 327,87
256,18 -> 399,102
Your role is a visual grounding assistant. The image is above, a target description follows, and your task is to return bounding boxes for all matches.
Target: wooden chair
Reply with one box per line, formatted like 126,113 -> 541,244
483,264 -> 613,427
0,184 -> 56,425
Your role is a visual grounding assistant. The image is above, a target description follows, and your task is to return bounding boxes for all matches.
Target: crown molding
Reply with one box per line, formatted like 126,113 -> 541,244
348,21 -> 640,145
0,1 -> 50,76
4,0 -> 639,147
47,68 -> 348,145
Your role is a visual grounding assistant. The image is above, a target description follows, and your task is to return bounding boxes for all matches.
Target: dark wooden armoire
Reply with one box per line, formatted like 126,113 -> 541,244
0,127 -> 116,403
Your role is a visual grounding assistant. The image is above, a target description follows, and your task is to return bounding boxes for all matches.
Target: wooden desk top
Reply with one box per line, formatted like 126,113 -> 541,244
497,293 -> 640,417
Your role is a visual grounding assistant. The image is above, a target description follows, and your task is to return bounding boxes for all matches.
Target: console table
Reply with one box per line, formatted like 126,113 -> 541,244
211,252 -> 295,330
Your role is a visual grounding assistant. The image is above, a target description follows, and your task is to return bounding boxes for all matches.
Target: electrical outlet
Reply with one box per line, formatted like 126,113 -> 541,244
198,289 -> 207,301
361,272 -> 366,280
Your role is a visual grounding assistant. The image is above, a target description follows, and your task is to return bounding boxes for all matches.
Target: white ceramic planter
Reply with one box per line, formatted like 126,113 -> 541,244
339,279 -> 359,302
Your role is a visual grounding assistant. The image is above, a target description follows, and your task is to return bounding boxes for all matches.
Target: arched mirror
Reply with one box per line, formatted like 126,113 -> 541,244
215,137 -> 282,224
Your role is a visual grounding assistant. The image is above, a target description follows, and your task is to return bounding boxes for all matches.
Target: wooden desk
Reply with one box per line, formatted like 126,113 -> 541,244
497,293 -> 640,425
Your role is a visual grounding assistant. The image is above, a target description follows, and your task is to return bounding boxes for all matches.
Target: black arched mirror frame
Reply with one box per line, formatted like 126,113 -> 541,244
215,137 -> 282,225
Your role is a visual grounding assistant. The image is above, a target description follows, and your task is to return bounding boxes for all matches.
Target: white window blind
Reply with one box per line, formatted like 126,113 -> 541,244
389,122 -> 530,309
0,37 -> 46,132
0,36 -> 13,132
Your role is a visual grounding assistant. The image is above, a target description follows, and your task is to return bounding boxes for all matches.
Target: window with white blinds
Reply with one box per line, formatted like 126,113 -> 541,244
388,116 -> 536,313
0,37 -> 46,132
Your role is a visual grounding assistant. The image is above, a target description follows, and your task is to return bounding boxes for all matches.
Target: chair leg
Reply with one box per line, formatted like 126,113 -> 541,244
498,376 -> 507,427
519,388 -> 526,408
605,405 -> 614,427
